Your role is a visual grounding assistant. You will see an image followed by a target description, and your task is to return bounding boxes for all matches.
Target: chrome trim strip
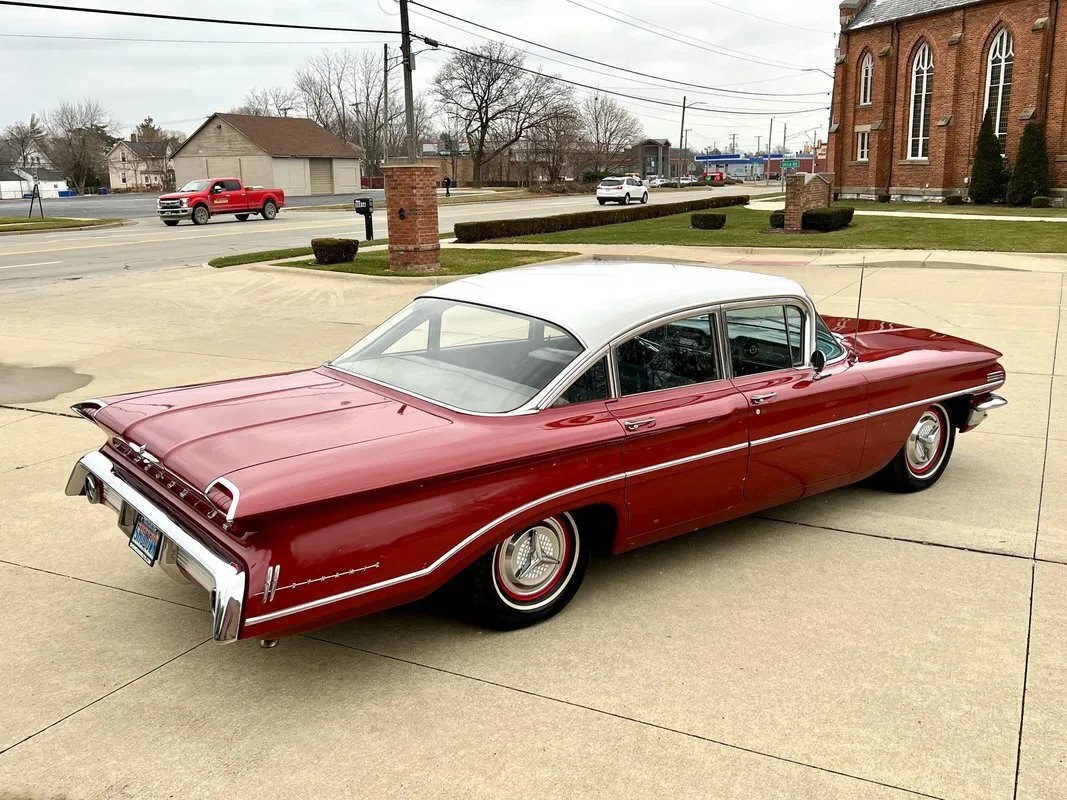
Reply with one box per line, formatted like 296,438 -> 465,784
751,412 -> 869,447
868,381 -> 1003,418
244,379 -> 1006,628
626,442 -> 747,478
205,476 -> 241,524
66,451 -> 246,643
975,394 -> 1007,412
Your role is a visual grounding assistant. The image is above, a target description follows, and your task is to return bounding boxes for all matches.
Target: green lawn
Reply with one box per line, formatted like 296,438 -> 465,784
273,249 -> 577,275
210,233 -> 455,268
836,199 -> 1067,217
0,216 -> 122,232
496,205 -> 1067,253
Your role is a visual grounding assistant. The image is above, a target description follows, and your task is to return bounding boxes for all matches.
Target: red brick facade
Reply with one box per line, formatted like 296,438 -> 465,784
829,0 -> 1067,200
785,173 -> 835,230
382,164 -> 440,272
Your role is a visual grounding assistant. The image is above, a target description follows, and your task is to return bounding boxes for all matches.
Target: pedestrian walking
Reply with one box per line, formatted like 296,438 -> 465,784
443,175 -> 452,197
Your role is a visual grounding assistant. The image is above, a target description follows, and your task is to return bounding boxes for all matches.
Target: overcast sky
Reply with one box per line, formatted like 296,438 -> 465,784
0,0 -> 840,153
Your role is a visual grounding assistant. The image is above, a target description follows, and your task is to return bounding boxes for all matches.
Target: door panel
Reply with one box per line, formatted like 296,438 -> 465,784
309,159 -> 334,195
732,360 -> 868,502
610,384 -> 748,540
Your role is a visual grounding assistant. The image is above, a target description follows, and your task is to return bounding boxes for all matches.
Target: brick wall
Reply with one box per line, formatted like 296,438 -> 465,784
785,173 -> 834,231
830,0 -> 1066,199
382,164 -> 440,272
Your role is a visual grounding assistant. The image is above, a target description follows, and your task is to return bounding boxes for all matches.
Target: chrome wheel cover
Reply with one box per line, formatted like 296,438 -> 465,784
906,408 -> 946,476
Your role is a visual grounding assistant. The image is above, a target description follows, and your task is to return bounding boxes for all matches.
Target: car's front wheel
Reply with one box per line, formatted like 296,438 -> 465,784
466,512 -> 587,629
878,403 -> 956,492
191,205 -> 210,225
162,220 -> 179,227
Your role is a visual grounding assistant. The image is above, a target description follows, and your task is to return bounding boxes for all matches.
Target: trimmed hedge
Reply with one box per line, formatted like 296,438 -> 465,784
1032,196 -> 1052,208
691,212 -> 726,230
770,210 -> 785,229
944,194 -> 964,205
311,237 -> 359,264
454,194 -> 750,242
802,207 -> 853,232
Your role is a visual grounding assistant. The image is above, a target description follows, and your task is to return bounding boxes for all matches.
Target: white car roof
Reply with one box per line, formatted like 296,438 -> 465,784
423,261 -> 806,347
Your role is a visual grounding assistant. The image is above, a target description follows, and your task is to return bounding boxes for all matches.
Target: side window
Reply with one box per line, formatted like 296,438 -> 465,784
211,181 -> 225,193
616,314 -> 720,396
815,315 -> 846,361
725,305 -> 805,376
223,179 -> 242,191
554,358 -> 610,406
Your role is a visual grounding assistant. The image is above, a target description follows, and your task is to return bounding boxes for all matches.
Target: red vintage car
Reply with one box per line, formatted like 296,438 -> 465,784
66,263 -> 1007,645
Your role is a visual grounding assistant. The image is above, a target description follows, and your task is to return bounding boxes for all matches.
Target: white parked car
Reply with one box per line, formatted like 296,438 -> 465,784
679,175 -> 698,186
597,177 -> 648,205
649,177 -> 670,188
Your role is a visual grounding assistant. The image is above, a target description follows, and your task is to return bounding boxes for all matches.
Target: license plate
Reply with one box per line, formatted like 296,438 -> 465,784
129,515 -> 163,566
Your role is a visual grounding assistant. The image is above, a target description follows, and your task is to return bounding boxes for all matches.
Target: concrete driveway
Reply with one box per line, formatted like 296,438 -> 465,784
0,257 -> 1063,799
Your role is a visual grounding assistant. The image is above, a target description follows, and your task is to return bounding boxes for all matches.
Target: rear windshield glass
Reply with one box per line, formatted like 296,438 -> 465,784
330,298 -> 584,413
599,179 -> 623,187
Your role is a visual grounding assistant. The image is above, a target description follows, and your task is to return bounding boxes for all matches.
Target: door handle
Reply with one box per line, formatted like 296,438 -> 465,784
623,417 -> 656,431
749,392 -> 777,405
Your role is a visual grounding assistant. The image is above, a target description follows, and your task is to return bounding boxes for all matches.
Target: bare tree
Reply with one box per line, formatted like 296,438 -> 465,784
294,50 -> 357,139
233,86 -> 302,117
433,43 -> 570,187
42,99 -> 117,193
2,115 -> 46,169
577,93 -> 643,175
527,93 -> 581,182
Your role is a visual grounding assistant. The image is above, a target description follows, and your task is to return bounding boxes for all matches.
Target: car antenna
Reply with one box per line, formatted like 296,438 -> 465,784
852,255 -> 866,355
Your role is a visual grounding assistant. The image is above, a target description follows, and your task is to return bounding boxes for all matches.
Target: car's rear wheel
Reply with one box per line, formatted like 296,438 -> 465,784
640,192 -> 649,204
623,193 -> 630,205
465,512 -> 587,629
162,220 -> 179,227
191,205 -> 210,225
262,200 -> 278,220
235,213 -> 250,221
878,403 -> 956,492
597,199 -> 606,205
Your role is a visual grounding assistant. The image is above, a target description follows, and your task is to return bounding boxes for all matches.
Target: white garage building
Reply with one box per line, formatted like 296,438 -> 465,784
171,113 -> 363,197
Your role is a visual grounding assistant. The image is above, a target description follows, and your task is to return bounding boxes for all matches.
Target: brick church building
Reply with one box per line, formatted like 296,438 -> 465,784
829,0 -> 1067,200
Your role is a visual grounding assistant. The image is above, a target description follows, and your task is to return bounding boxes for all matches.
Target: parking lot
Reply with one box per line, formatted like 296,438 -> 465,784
0,256 -> 1064,799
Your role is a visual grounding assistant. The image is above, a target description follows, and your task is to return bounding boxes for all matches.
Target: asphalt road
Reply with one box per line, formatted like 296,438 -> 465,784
0,186 -> 775,291
0,188 -> 496,220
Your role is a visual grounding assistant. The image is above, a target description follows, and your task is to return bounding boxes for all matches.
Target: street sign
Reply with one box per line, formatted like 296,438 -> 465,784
781,160 -> 801,169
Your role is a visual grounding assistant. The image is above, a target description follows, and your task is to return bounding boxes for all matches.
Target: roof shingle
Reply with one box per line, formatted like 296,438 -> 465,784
211,114 -> 362,159
849,0 -> 989,29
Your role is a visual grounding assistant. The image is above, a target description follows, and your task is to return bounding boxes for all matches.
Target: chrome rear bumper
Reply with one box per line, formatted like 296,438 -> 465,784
65,451 -> 246,643
965,393 -> 1007,430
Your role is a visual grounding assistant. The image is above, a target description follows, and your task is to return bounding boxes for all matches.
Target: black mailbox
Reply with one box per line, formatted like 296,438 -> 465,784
353,197 -> 374,240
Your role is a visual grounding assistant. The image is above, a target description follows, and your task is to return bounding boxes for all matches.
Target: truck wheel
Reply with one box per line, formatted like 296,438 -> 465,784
235,214 -> 250,222
191,205 -> 210,226
162,220 -> 179,227
262,200 -> 278,220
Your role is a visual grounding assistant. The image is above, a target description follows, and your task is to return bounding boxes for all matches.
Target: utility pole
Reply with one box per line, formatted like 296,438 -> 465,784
399,0 -> 417,162
383,43 -> 390,163
765,118 -> 773,185
756,135 -> 761,154
676,95 -> 686,181
782,122 -> 788,188
729,133 -> 738,153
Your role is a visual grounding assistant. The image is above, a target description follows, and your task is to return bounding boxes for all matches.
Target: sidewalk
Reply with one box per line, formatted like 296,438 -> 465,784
439,241 -> 1067,273
747,198 -> 1067,223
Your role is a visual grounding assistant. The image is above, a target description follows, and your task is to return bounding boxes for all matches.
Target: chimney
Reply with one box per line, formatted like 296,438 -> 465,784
129,133 -> 137,143
839,0 -> 869,29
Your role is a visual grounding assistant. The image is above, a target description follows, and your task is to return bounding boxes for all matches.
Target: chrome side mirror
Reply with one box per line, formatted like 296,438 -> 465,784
810,349 -> 826,377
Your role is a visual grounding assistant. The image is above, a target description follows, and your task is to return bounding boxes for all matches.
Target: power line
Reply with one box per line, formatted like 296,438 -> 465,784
0,32 -> 394,45
433,38 -> 828,117
0,1 -> 400,34
563,0 -> 817,72
699,0 -> 831,35
406,1 -> 828,99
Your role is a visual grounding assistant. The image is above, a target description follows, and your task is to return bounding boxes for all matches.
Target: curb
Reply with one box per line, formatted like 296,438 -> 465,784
0,219 -> 131,236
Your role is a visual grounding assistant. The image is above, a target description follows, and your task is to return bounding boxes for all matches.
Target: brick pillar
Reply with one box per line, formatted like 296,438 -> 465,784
383,164 -> 440,272
784,172 -> 834,231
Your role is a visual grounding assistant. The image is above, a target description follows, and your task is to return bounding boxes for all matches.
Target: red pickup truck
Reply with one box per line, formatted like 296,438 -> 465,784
157,177 -> 285,226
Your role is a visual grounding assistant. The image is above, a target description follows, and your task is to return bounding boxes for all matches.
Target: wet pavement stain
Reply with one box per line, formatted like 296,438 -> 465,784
0,363 -> 93,404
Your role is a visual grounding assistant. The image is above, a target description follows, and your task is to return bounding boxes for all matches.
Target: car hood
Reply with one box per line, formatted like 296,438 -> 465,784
92,369 -> 451,493
158,191 -> 201,200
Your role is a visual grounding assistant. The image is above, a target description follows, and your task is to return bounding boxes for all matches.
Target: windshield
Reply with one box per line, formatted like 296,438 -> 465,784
177,180 -> 210,192
330,298 -> 584,413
